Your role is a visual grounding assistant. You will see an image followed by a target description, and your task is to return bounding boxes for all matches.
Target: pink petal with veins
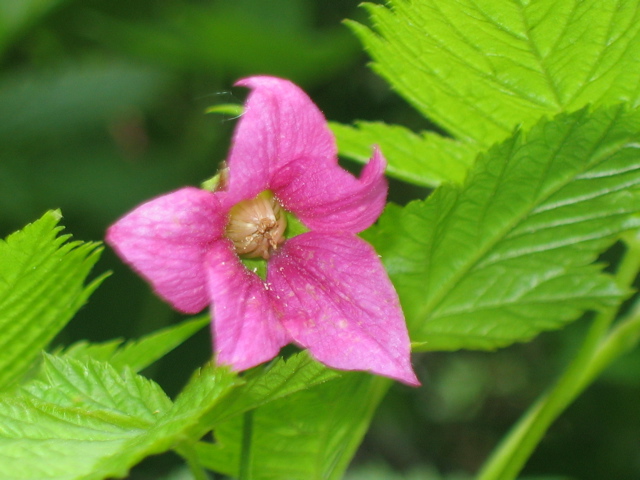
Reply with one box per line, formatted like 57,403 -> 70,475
269,232 -> 419,386
106,187 -> 225,313
274,146 -> 388,233
205,240 -> 290,370
225,76 -> 336,204
226,77 -> 388,233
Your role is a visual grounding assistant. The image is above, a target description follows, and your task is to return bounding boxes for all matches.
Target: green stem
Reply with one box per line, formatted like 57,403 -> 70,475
584,299 -> 640,385
176,443 -> 210,480
239,410 -> 254,480
477,237 -> 640,480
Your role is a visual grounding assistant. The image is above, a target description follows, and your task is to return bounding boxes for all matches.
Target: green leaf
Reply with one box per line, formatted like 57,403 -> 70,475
0,355 -> 171,479
61,315 -> 210,372
330,121 -> 476,187
26,354 -> 172,427
204,351 -> 341,426
352,0 -> 640,147
150,363 -> 241,447
0,211 -> 104,390
0,355 -> 238,480
196,374 -> 390,480
363,106 -> 640,351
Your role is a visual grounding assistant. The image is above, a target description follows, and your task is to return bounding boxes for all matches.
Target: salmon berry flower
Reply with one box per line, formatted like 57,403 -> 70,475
106,76 -> 419,386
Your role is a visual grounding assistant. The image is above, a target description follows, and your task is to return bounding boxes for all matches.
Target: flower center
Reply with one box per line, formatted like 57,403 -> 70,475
225,191 -> 287,259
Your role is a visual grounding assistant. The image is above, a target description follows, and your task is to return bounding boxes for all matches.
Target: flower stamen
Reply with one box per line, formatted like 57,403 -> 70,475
226,191 -> 287,259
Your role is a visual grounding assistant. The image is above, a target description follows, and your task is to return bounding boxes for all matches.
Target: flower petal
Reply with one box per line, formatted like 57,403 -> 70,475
275,146 -> 388,233
205,241 -> 290,370
228,76 -> 388,233
106,187 -> 224,314
268,232 -> 419,386
225,76 -> 337,204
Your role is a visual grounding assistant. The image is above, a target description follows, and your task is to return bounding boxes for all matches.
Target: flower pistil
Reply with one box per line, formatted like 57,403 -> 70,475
225,191 -> 287,259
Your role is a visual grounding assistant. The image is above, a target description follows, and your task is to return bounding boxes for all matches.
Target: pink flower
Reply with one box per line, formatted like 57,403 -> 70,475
106,76 -> 419,386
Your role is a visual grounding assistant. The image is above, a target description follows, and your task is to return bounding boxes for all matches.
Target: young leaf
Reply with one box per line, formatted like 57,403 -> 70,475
351,0 -> 640,147
61,314 -> 210,372
26,354 -> 172,425
196,374 -> 390,480
204,351 -> 341,426
330,121 -> 475,187
0,355 -> 171,479
0,211 -> 104,390
143,363 -> 241,451
363,106 -> 640,351
0,355 -> 238,480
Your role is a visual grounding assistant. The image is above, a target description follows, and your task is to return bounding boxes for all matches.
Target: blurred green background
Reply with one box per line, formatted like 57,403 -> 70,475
1,1 -> 639,479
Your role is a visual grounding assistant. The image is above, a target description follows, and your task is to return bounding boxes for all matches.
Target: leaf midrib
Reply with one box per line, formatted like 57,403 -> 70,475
416,107 -> 628,328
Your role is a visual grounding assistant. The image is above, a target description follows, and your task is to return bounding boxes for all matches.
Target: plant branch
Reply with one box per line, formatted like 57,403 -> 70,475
176,442 -> 210,480
239,409 -> 254,480
476,236 -> 640,480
